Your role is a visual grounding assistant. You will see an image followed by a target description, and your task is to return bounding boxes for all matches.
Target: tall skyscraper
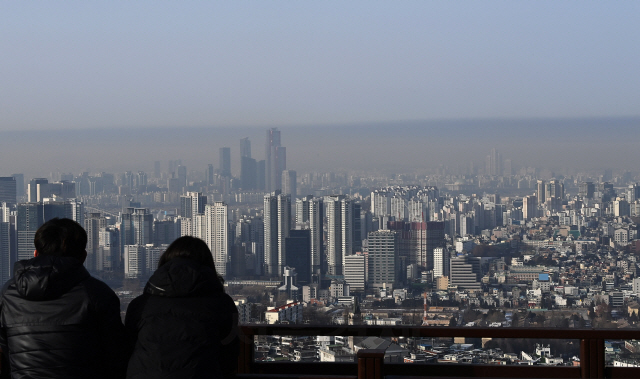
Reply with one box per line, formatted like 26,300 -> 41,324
367,230 -> 399,289
0,203 -> 15,285
99,226 -> 120,272
205,202 -> 229,277
295,196 -> 323,278
206,164 -> 215,185
536,180 -> 546,205
282,170 -> 297,202
263,191 -> 291,276
285,229 -> 311,286
219,147 -> 231,177
326,195 -> 356,276
177,165 -> 187,190
485,148 -> 502,176
265,128 -> 286,192
85,213 -> 107,272
241,156 -> 257,190
11,174 -> 24,201
0,177 -> 16,205
523,195 -> 537,220
433,247 -> 449,278
17,203 -> 43,261
240,137 -> 251,158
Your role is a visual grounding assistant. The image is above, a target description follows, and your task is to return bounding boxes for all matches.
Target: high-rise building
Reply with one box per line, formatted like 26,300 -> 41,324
344,254 -> 366,292
523,195 -> 537,220
265,128 -> 286,192
180,192 -> 207,219
326,196 -> 355,276
0,177 -> 17,205
285,229 -> 311,286
124,244 -> 146,279
17,203 -> 43,261
28,178 -> 48,203
153,219 -> 179,246
206,164 -> 214,186
205,202 -> 229,277
536,180 -> 545,206
579,182 -> 595,199
433,247 -> 449,278
240,137 -> 251,158
627,184 -> 640,203
485,148 -> 502,176
99,226 -> 120,272
450,255 -> 481,291
295,196 -> 323,278
120,208 -> 153,257
85,213 -> 107,272
545,180 -> 564,202
240,156 -> 257,190
0,203 -> 16,285
219,147 -> 231,177
367,230 -> 399,290
263,191 -> 291,276
177,165 -> 187,190
282,170 -> 297,202
388,220 -> 444,270
11,174 -> 24,201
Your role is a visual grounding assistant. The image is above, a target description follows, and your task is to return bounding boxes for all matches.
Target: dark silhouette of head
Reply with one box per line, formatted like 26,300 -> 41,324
34,218 -> 88,262
158,236 -> 224,283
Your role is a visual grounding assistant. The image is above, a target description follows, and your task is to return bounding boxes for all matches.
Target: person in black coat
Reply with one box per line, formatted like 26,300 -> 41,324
125,236 -> 239,379
0,218 -> 128,379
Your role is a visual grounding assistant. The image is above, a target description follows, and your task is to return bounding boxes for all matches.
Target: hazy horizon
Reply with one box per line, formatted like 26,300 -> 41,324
2,117 -> 639,179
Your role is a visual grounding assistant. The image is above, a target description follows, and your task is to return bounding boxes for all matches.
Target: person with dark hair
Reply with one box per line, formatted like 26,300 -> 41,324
125,236 -> 238,379
0,218 -> 128,379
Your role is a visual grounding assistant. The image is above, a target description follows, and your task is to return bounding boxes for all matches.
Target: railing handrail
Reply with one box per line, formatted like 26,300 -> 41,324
240,324 -> 640,340
238,324 -> 640,378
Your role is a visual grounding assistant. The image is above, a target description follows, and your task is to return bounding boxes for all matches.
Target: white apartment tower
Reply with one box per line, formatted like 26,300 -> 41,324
264,191 -> 291,277
326,195 -> 353,276
205,202 -> 229,277
295,196 -> 323,277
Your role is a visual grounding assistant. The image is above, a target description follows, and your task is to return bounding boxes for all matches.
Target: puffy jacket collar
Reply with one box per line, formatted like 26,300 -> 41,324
14,255 -> 90,301
145,258 -> 223,298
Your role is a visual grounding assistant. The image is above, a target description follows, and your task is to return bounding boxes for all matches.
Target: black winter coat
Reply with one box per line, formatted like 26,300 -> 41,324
0,255 -> 128,379
125,258 -> 239,379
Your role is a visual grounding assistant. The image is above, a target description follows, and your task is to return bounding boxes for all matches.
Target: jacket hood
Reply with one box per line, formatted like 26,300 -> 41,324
13,255 -> 90,301
145,257 -> 224,298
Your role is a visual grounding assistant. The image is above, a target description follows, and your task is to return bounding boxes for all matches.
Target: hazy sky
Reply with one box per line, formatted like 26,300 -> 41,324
1,1 -> 639,131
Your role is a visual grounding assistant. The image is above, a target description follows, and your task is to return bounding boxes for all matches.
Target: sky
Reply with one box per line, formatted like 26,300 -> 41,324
1,1 -> 639,131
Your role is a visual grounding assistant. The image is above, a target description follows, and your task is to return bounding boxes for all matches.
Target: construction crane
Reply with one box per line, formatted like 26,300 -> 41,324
422,291 -> 428,326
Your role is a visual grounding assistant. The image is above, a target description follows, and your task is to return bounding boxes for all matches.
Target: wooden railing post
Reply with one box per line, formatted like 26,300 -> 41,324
581,338 -> 604,378
237,326 -> 254,374
357,349 -> 385,379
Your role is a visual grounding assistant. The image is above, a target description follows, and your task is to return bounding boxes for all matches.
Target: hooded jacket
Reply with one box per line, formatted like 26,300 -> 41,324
0,255 -> 128,379
125,258 -> 238,379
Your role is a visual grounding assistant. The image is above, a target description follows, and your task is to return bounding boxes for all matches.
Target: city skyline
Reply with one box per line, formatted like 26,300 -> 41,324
1,117 -> 640,178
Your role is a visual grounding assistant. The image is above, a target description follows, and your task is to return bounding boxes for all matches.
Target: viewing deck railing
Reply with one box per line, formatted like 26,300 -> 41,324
238,325 -> 640,379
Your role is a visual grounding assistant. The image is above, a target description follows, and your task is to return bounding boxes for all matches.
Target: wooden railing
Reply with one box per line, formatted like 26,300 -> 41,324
238,325 -> 640,379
